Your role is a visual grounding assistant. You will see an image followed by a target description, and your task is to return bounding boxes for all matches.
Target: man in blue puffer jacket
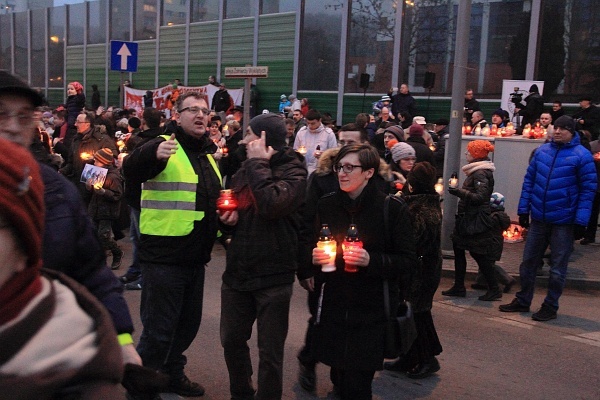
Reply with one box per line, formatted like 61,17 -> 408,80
500,116 -> 597,321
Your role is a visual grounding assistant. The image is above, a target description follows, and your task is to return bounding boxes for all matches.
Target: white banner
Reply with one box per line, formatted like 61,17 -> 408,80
124,84 -> 244,114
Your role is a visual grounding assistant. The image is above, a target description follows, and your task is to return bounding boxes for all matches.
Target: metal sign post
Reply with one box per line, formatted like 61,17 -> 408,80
224,66 -> 269,133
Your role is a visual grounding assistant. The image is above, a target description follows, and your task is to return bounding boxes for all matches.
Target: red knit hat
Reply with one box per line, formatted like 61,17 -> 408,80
69,81 -> 84,94
467,140 -> 494,159
0,138 -> 45,324
408,123 -> 424,136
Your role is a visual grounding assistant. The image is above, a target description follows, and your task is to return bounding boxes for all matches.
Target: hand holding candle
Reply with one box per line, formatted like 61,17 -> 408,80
434,178 -> 444,195
342,224 -> 365,272
448,172 -> 459,189
316,224 -> 336,272
217,189 -> 238,212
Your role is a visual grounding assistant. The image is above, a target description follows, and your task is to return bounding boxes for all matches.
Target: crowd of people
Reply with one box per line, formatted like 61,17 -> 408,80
1,71 -> 599,399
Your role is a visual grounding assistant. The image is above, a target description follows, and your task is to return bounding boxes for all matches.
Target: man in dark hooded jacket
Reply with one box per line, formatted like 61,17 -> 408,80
218,113 -> 307,400
514,84 -> 544,128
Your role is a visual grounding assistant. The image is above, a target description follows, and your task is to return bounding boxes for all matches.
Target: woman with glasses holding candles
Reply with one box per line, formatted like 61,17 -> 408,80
308,144 -> 417,399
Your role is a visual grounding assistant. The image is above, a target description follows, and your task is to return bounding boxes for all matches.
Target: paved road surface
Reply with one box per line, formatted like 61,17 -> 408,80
116,243 -> 600,399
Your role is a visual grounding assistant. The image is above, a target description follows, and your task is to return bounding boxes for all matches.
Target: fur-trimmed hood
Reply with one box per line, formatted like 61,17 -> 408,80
313,147 -> 394,181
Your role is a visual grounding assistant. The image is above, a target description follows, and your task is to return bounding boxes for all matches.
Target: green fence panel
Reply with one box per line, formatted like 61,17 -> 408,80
158,25 -> 186,86
189,22 -> 219,85
65,46 -> 84,104
256,13 -> 295,113
86,44 -> 107,103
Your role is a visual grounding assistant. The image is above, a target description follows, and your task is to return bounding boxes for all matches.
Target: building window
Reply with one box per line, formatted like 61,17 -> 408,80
68,2 -> 85,45
111,0 -> 131,40
0,14 -> 12,71
191,0 -> 219,22
163,0 -> 187,26
14,11 -> 28,81
226,0 -> 252,18
136,0 -> 157,40
31,8 -> 45,88
299,0 -> 342,91
261,0 -> 296,14
48,6 -> 65,88
345,0 -> 396,93
89,0 -> 107,44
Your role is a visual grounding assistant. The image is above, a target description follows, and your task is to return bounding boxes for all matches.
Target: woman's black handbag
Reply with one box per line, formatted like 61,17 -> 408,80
383,280 -> 417,358
456,204 -> 493,236
382,195 -> 417,359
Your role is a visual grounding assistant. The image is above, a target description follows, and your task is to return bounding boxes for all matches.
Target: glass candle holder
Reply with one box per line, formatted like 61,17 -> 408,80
317,224 -> 336,272
217,189 -> 238,212
342,224 -> 362,273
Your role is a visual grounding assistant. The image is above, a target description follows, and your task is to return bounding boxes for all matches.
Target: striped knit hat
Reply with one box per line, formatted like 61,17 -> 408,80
94,148 -> 114,165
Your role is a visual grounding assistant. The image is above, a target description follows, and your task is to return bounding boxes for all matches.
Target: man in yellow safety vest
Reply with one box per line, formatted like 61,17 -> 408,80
123,92 -> 222,398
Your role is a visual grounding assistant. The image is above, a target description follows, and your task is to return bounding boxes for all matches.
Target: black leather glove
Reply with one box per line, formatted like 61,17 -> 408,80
573,224 -> 587,240
448,187 -> 460,197
518,214 -> 530,229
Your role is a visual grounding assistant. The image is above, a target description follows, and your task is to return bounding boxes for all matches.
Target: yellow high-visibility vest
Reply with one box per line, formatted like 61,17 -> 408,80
140,135 -> 222,236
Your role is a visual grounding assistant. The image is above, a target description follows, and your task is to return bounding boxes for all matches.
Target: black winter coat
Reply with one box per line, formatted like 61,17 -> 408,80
221,148 -> 307,291
406,136 -> 435,165
60,126 -> 118,202
310,181 -> 417,371
91,89 -> 101,110
88,166 -> 123,221
66,93 -> 86,127
490,210 -> 511,261
123,127 -> 163,209
390,92 -> 417,121
296,148 -> 394,281
451,160 -> 496,256
123,127 -> 221,266
212,89 -> 232,113
40,163 -> 133,334
403,193 -> 442,313
516,92 -> 544,127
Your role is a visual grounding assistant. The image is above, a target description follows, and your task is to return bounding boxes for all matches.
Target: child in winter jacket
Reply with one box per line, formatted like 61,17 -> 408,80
66,81 -> 86,128
86,148 -> 124,269
472,192 -> 517,293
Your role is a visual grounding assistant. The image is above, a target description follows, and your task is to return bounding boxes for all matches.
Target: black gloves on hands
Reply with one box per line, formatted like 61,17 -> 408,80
518,214 -> 530,229
574,224 -> 587,240
448,187 -> 460,197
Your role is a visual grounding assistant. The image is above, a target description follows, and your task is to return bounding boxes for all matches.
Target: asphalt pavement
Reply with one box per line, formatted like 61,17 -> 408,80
442,230 -> 600,291
113,231 -> 600,399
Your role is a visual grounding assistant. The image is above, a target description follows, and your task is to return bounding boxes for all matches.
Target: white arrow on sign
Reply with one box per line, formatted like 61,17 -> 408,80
117,44 -> 132,70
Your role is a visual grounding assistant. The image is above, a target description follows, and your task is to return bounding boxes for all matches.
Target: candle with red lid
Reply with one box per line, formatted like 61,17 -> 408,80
317,224 -> 337,272
343,224 -> 363,273
217,189 -> 238,212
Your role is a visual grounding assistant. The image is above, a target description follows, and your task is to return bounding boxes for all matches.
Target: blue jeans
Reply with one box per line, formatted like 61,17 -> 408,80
220,282 -> 293,400
516,220 -> 574,310
137,262 -> 206,379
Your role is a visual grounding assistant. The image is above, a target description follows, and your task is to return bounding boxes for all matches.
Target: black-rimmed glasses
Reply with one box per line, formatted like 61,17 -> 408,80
178,106 -> 210,115
333,164 -> 363,174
